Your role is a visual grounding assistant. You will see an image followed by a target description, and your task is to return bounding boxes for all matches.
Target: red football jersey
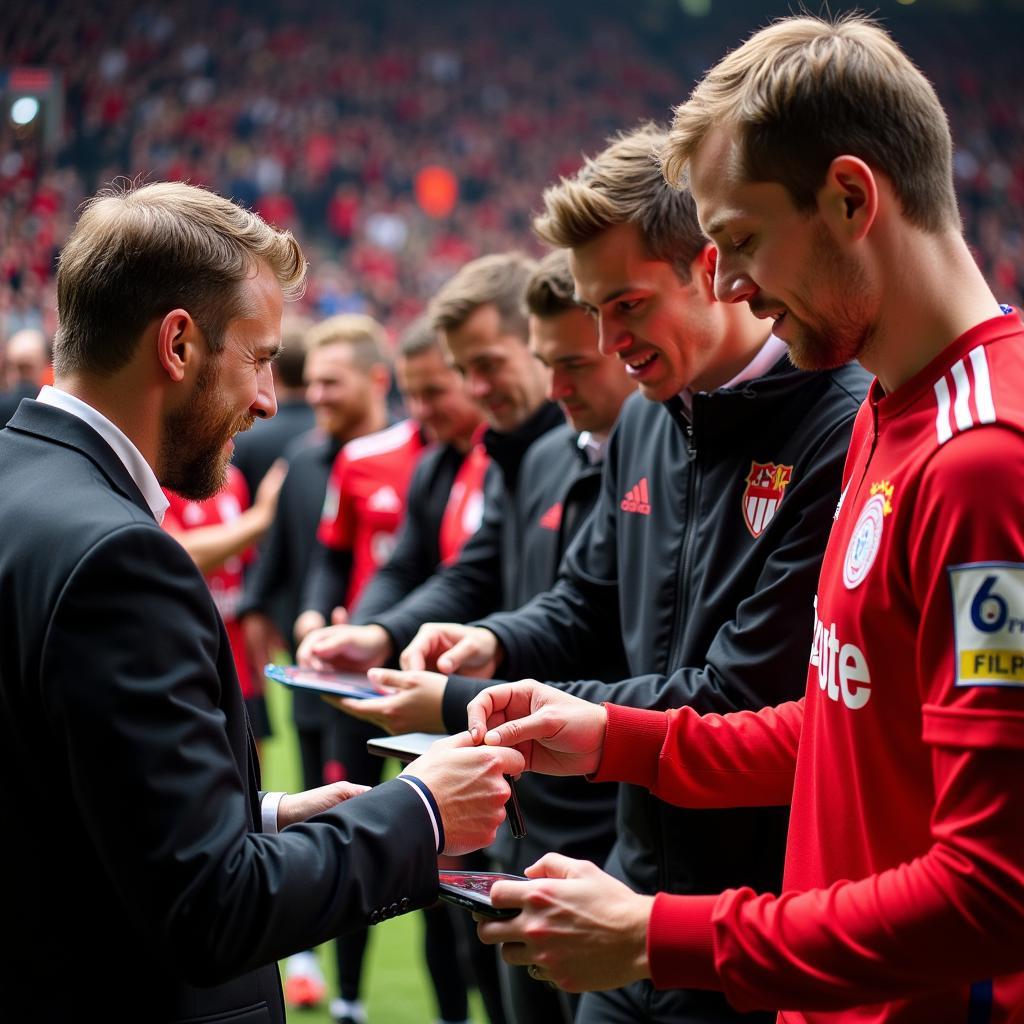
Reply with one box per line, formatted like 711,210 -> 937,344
438,431 -> 489,565
317,419 -> 427,606
597,311 -> 1024,1022
163,466 -> 256,698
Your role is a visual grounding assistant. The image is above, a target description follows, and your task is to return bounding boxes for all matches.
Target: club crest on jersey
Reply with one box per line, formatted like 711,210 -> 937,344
842,480 -> 893,590
742,462 -> 793,538
950,563 -> 1024,687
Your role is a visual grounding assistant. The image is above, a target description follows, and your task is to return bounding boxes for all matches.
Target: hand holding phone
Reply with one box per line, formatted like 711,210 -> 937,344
438,870 -> 524,919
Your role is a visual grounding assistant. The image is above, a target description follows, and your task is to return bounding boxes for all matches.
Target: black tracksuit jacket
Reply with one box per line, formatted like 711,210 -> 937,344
369,403 -> 626,869
450,359 -> 870,919
368,400 -> 566,650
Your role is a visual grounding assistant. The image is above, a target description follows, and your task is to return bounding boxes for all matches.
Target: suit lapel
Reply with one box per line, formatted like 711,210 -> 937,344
6,401 -> 156,519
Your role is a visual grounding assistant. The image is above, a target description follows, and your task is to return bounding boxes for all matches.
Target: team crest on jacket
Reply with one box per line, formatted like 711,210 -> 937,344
742,462 -> 793,538
843,480 -> 894,589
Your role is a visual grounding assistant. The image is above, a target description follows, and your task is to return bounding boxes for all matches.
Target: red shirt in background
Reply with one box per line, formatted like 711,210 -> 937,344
317,419 -> 427,606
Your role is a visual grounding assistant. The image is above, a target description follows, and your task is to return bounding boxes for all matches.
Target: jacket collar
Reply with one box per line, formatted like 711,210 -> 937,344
6,399 -> 159,521
483,400 -> 565,491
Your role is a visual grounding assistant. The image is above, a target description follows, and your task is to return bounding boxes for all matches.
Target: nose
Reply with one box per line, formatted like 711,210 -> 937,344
406,395 -> 428,423
466,370 -> 490,400
253,364 -> 278,419
548,368 -> 573,403
714,257 -> 758,305
596,315 -> 631,358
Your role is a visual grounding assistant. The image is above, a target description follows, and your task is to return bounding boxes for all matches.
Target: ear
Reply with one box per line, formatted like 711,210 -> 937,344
819,156 -> 878,242
156,308 -> 199,383
689,242 -> 719,302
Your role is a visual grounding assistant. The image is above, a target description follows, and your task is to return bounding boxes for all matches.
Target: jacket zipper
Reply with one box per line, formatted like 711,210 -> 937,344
659,411 -> 700,891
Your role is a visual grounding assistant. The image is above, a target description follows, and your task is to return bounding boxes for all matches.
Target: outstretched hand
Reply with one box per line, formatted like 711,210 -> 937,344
400,622 -> 501,676
466,680 -> 608,777
328,667 -> 447,734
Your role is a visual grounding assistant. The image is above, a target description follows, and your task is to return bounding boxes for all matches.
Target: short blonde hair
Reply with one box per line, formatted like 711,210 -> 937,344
533,122 -> 706,281
304,313 -> 388,371
55,180 -> 307,376
429,252 -> 537,342
663,14 -> 958,233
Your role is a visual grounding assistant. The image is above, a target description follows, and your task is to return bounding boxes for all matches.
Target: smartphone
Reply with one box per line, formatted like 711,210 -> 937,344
438,869 -> 524,919
263,664 -> 380,700
366,732 -> 527,840
366,732 -> 446,762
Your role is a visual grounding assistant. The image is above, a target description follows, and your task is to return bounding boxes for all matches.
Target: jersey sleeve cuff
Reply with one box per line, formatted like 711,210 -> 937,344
648,893 -> 719,991
590,704 -> 669,787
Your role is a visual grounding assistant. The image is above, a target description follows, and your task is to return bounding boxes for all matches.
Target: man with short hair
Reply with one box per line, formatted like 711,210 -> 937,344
294,314 -> 489,1024
464,16 -> 1024,1023
297,252 -> 560,674
335,249 -> 636,1024
399,123 -> 869,1024
0,180 -> 523,1023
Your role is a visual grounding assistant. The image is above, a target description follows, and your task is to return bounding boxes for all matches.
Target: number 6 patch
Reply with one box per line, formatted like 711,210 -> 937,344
949,563 -> 1024,687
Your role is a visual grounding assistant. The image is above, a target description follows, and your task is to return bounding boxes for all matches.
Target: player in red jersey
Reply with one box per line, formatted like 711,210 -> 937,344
459,14 -> 1024,1024
163,457 -> 284,754
315,417 -> 428,608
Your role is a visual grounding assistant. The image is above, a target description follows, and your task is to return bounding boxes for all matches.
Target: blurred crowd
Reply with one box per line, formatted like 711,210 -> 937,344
2,0 -> 1023,350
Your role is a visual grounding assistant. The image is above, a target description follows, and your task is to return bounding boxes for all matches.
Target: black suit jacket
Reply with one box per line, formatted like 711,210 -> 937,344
0,402 -> 438,1023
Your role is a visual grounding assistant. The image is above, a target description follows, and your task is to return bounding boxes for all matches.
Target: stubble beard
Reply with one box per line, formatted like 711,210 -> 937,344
785,225 -> 875,372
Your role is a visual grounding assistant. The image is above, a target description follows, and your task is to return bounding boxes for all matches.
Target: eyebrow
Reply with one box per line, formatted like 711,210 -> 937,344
573,287 -> 633,310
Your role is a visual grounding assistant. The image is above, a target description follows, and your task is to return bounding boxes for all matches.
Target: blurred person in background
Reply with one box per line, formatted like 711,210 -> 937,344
296,252 -> 558,677
300,313 -> 493,1024
0,329 -> 49,428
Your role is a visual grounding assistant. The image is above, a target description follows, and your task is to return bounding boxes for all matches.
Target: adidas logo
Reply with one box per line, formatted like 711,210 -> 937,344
621,477 -> 650,515
539,502 -> 562,530
367,485 -> 401,513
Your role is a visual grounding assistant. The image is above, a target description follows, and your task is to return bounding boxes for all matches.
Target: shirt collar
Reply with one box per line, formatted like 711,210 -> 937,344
36,385 -> 170,524
576,430 -> 607,465
678,333 -> 789,411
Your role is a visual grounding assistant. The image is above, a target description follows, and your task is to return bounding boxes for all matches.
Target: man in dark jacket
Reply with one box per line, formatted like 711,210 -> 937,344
326,249 -> 637,1024
393,124 -> 871,1024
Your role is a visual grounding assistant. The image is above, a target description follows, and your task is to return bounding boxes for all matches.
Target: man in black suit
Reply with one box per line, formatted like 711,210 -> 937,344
0,180 -> 522,1024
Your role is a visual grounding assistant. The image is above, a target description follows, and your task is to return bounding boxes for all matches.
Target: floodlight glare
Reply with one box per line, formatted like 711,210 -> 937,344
10,96 -> 40,126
